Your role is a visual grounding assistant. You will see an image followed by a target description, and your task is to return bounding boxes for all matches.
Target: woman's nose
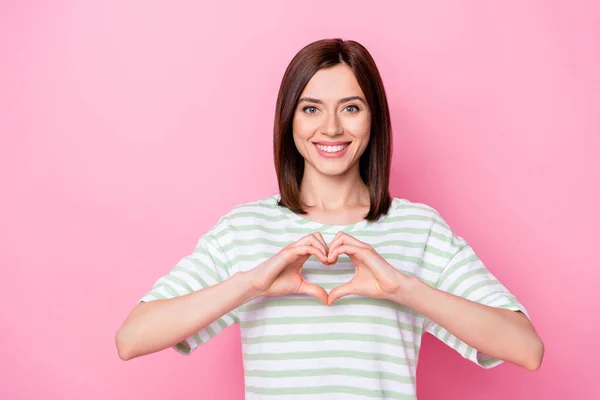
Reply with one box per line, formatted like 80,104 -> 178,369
321,114 -> 344,136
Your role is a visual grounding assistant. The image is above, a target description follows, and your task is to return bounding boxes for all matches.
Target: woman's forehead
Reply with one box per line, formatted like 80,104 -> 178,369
300,64 -> 365,100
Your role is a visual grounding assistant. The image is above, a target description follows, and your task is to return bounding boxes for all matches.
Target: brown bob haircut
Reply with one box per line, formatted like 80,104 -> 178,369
273,38 -> 393,222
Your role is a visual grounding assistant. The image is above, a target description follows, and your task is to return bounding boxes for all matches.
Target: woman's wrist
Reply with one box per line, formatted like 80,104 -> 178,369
221,271 -> 260,307
387,272 -> 423,306
229,270 -> 265,304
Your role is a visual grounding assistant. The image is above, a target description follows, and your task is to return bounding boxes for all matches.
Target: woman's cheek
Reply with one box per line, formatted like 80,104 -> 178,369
344,119 -> 371,138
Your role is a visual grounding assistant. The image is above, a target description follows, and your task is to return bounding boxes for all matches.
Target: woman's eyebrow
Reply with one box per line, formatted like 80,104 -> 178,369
298,96 -> 366,105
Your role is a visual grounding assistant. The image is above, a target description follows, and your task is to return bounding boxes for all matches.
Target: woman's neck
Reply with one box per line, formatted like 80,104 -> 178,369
299,163 -> 369,211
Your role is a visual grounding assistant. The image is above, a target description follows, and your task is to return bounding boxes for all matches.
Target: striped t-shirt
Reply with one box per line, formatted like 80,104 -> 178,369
140,194 -> 528,399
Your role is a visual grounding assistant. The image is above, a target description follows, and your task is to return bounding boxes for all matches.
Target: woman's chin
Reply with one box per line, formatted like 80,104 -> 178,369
311,163 -> 353,177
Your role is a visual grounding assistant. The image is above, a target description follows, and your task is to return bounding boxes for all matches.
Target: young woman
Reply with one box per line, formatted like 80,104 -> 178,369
116,38 -> 544,399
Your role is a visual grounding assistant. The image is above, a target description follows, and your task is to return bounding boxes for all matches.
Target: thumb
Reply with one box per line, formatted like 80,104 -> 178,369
297,280 -> 329,305
328,283 -> 355,306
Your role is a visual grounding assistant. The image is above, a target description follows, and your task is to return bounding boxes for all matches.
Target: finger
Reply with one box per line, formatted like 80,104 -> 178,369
309,233 -> 329,258
290,233 -> 320,247
297,280 -> 329,305
312,232 -> 329,255
328,282 -> 355,305
312,232 -> 333,265
294,234 -> 329,260
328,232 -> 369,254
305,233 -> 332,265
327,244 -> 362,264
289,245 -> 329,265
328,231 -> 345,250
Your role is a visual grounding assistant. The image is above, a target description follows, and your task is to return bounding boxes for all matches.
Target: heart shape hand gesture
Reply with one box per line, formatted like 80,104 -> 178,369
248,232 -> 406,305
325,231 -> 404,305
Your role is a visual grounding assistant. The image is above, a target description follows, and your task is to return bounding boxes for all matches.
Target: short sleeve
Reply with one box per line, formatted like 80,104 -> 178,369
138,216 -> 238,355
424,237 -> 529,369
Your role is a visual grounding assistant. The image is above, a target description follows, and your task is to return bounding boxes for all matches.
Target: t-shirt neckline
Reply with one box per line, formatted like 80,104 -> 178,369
270,194 -> 397,233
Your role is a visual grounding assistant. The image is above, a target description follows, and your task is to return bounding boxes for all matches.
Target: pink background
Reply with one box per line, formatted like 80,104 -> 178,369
1,1 -> 598,399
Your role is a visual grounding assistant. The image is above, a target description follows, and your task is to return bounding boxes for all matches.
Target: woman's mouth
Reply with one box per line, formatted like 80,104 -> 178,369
313,142 -> 351,158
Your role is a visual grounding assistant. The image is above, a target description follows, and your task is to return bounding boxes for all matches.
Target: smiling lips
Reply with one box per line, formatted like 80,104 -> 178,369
313,141 -> 351,158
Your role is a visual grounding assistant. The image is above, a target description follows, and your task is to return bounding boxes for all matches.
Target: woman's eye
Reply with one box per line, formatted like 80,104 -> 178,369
344,105 -> 359,113
303,106 -> 318,114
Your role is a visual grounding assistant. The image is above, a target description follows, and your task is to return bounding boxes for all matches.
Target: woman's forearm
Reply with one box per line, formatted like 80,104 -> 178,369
394,275 -> 544,370
115,271 -> 257,360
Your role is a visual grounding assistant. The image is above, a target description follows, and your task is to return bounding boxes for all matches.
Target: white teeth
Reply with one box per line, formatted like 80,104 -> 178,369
315,143 -> 349,153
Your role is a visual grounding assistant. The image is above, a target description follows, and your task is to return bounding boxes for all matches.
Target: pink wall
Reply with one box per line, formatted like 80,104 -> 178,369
1,1 -> 598,399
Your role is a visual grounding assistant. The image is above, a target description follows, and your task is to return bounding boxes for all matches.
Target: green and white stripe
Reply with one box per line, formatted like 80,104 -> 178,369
140,194 -> 527,399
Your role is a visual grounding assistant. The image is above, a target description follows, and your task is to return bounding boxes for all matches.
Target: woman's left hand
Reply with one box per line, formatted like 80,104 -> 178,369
326,232 -> 408,305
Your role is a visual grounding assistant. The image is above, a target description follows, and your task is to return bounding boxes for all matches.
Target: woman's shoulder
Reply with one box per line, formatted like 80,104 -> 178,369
218,193 -> 283,222
202,194 -> 281,238
388,196 -> 448,223
387,196 -> 458,236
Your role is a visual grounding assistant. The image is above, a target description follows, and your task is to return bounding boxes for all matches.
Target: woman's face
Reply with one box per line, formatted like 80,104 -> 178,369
292,63 -> 371,177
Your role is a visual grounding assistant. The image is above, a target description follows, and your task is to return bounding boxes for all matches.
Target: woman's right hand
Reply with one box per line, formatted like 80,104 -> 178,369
247,233 -> 331,304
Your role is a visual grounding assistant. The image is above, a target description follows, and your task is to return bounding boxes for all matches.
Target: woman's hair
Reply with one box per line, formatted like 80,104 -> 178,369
273,38 -> 393,222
